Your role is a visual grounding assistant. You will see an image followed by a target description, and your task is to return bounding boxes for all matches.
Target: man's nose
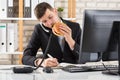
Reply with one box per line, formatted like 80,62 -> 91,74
47,20 -> 52,25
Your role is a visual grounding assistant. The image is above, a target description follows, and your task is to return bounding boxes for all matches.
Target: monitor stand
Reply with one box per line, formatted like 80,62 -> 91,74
102,21 -> 120,76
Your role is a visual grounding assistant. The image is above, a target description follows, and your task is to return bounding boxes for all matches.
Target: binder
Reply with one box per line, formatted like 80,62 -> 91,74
7,0 -> 14,17
0,0 -> 7,18
0,23 -> 7,52
7,23 -> 18,52
31,0 -> 39,19
13,0 -> 19,17
24,0 -> 31,18
7,0 -> 19,17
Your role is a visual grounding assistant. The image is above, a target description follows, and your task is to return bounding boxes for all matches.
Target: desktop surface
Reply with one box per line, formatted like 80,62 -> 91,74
0,63 -> 119,80
36,69 -> 119,80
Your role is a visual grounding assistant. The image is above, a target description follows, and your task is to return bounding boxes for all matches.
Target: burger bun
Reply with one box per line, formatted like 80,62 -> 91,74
52,22 -> 66,36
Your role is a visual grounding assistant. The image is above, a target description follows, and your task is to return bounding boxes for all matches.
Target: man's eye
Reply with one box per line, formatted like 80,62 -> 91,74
43,21 -> 47,24
49,16 -> 53,19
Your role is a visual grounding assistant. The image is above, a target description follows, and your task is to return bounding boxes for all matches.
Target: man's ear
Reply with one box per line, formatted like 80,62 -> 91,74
53,8 -> 58,14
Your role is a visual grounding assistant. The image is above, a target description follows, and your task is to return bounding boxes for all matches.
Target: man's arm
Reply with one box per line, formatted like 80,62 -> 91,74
22,25 -> 42,66
59,21 -> 81,62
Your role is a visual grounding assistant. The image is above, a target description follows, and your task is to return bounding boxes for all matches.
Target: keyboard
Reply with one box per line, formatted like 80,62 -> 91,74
61,65 -> 118,73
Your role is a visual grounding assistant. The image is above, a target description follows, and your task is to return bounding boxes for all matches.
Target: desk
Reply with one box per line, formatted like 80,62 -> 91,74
0,65 -> 119,80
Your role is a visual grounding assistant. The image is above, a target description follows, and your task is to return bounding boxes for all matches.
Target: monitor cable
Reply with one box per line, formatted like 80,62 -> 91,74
97,52 -> 119,75
101,62 -> 119,75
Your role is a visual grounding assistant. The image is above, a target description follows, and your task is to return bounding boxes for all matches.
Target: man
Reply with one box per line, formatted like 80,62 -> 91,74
22,2 -> 81,67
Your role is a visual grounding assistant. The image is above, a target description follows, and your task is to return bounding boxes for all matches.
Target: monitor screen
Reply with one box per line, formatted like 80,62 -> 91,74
79,10 -> 120,75
102,22 -> 118,61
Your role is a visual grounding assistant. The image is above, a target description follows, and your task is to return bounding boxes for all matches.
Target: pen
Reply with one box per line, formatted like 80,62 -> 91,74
47,54 -> 53,58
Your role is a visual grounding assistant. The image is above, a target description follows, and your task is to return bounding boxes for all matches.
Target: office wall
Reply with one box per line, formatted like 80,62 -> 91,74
0,0 -> 120,64
75,0 -> 120,28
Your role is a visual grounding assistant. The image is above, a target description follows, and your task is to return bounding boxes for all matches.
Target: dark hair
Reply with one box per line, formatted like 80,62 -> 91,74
34,2 -> 53,20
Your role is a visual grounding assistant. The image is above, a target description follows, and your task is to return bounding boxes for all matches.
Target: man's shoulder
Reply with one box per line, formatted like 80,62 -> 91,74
34,24 -> 43,30
33,24 -> 43,33
63,19 -> 79,26
63,20 -> 80,29
35,24 -> 41,27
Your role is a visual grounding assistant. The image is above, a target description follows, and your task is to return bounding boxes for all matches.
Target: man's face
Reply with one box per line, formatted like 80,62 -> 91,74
39,9 -> 59,28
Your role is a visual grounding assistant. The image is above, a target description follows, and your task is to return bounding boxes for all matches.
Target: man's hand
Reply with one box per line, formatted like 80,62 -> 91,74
59,24 -> 75,50
37,58 -> 59,67
43,58 -> 59,67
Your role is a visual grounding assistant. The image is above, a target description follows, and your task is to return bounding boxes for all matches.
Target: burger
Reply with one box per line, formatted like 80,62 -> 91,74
52,22 -> 66,36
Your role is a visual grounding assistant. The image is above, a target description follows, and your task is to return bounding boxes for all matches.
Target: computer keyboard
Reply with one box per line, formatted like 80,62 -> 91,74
61,64 -> 118,73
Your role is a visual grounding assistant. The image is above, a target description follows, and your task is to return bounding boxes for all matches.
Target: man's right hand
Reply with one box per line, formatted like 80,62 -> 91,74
37,58 -> 59,67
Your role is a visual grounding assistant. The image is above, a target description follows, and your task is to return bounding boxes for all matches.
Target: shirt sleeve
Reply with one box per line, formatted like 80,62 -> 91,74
71,23 -> 81,62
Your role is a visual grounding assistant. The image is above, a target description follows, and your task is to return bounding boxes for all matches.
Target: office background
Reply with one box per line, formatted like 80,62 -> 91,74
0,0 -> 120,65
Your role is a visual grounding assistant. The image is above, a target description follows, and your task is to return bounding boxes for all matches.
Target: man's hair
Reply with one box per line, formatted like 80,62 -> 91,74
34,2 -> 53,20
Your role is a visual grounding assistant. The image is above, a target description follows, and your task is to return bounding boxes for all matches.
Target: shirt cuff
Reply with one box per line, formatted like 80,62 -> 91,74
34,58 -> 40,67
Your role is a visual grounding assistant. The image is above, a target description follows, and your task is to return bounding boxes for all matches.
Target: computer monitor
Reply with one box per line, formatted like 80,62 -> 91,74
102,22 -> 118,61
79,10 -> 120,75
102,21 -> 120,75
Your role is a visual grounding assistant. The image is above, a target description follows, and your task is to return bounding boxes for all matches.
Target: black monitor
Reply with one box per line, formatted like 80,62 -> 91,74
79,10 -> 120,75
103,21 -> 120,75
102,22 -> 118,61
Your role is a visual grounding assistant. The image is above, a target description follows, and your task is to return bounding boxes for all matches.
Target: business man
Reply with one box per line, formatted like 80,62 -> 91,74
22,2 -> 81,67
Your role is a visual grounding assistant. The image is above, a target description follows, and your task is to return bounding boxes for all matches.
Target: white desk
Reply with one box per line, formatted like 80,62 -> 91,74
0,65 -> 119,80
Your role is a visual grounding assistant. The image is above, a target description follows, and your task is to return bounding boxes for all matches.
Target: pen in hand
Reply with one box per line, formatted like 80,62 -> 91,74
47,54 -> 59,66
47,54 -> 53,58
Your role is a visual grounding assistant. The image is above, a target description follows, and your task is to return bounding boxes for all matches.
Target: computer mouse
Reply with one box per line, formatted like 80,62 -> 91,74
43,67 -> 54,73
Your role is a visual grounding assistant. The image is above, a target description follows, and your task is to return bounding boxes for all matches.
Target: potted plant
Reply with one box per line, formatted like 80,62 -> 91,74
57,7 -> 64,17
